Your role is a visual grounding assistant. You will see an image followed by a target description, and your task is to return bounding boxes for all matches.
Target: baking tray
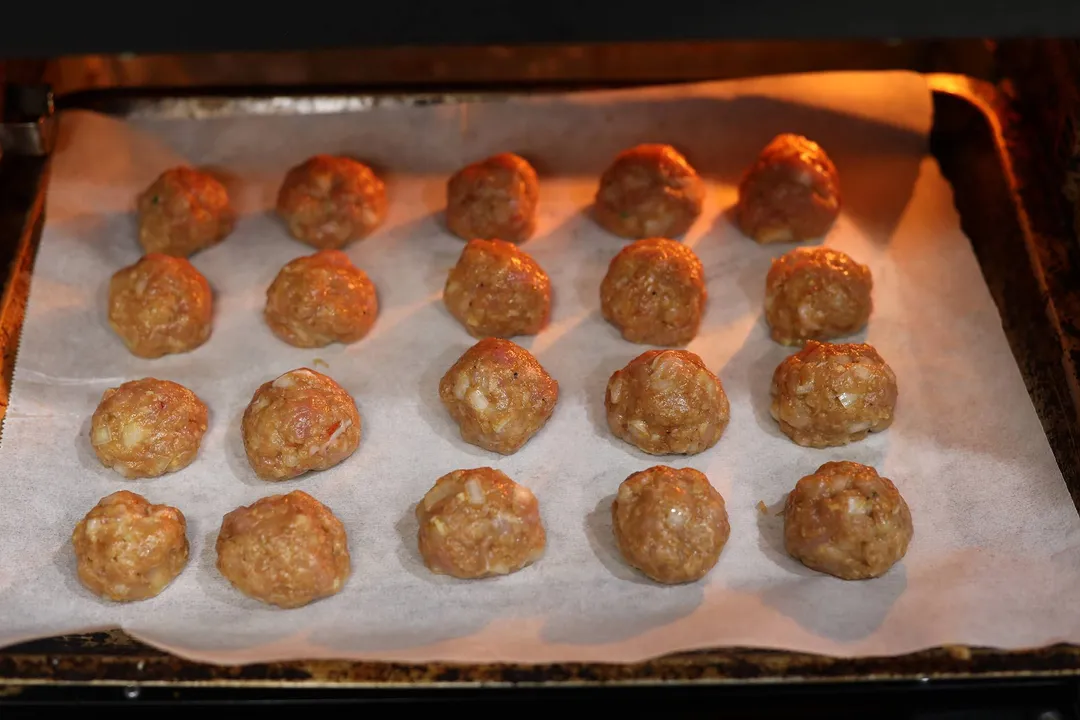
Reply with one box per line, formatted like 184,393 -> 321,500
2,73 -> 1080,694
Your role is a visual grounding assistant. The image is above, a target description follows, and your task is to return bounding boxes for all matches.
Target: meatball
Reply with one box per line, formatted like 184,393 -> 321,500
600,237 -> 706,346
446,153 -> 539,243
71,490 -> 189,602
765,246 -> 873,346
735,133 -> 841,244
416,467 -> 546,579
108,253 -> 213,359
276,155 -> 387,249
594,144 -> 705,239
770,340 -> 897,448
241,368 -> 361,481
606,349 -> 729,455
136,166 -> 235,258
216,490 -> 350,608
612,466 -> 730,584
438,338 -> 558,454
264,249 -> 379,348
784,461 -> 913,580
443,238 -> 551,338
90,378 -> 209,479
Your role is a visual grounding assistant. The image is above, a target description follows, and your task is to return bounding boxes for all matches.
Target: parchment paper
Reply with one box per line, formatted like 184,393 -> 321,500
2,71 -> 1079,666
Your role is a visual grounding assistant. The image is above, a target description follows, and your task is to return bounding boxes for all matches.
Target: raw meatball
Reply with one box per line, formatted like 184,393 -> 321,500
735,133 -> 841,244
242,368 -> 361,481
600,237 -> 706,346
71,490 -> 189,602
784,461 -> 913,580
765,246 -> 872,346
770,340 -> 897,448
107,253 -> 213,359
612,466 -> 730,584
90,378 -> 209,479
136,166 -> 234,258
606,349 -> 729,455
438,337 -> 558,454
216,490 -> 350,608
416,467 -> 546,579
264,249 -> 379,348
443,238 -> 551,338
594,144 -> 705,239
446,153 -> 539,243
276,154 -> 387,249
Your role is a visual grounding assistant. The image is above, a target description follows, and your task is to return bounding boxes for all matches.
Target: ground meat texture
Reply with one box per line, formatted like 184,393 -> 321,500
606,349 -> 729,455
594,144 -> 705,239
443,239 -> 551,338
264,249 -> 379,348
241,368 -> 361,481
735,133 -> 841,244
416,467 -> 546,579
446,153 -> 539,243
137,166 -> 235,258
770,340 -> 897,448
107,253 -> 213,359
71,490 -> 189,602
612,466 -> 730,584
600,237 -> 706,346
90,378 -> 209,479
438,338 -> 559,454
216,490 -> 350,608
276,155 -> 387,249
765,246 -> 872,346
784,461 -> 912,580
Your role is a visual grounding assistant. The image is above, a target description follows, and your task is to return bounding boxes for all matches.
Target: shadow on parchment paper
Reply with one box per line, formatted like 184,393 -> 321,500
719,333 -> 792,439
52,517 -> 112,606
223,407 -> 266,487
415,342 -> 493,459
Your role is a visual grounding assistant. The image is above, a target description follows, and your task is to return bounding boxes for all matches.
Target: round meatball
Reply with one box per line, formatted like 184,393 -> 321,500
735,133 -> 841,244
446,153 -> 539,243
606,349 -> 729,455
71,490 -> 189,602
136,166 -> 234,258
438,338 -> 558,454
241,368 -> 361,481
770,340 -> 897,448
216,490 -> 350,608
443,238 -> 551,338
784,461 -> 913,580
765,246 -> 872,346
264,249 -> 379,348
600,237 -> 706,346
594,144 -> 705,239
276,155 -> 387,249
612,466 -> 730,584
90,378 -> 209,479
416,467 -> 546,579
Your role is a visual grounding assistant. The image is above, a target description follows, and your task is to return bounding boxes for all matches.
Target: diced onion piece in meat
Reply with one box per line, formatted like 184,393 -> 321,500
91,424 -> 112,446
464,478 -> 485,506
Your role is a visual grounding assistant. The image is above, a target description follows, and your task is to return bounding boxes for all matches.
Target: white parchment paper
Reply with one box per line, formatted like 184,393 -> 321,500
2,71 -> 1078,666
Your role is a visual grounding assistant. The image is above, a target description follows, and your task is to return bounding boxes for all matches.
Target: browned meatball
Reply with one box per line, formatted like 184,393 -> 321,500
438,338 -> 559,454
600,237 -> 706,346
594,144 -> 705,239
416,467 -> 546,579
108,253 -> 213,359
606,350 -> 730,455
71,490 -> 189,602
90,378 -> 208,479
216,490 -> 350,608
446,153 -> 539,243
765,246 -> 872,346
276,155 -> 387,249
241,368 -> 361,481
735,133 -> 841,244
136,166 -> 235,258
784,461 -> 913,580
264,249 -> 379,348
612,466 -> 730,584
443,238 -> 551,338
770,341 -> 897,448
